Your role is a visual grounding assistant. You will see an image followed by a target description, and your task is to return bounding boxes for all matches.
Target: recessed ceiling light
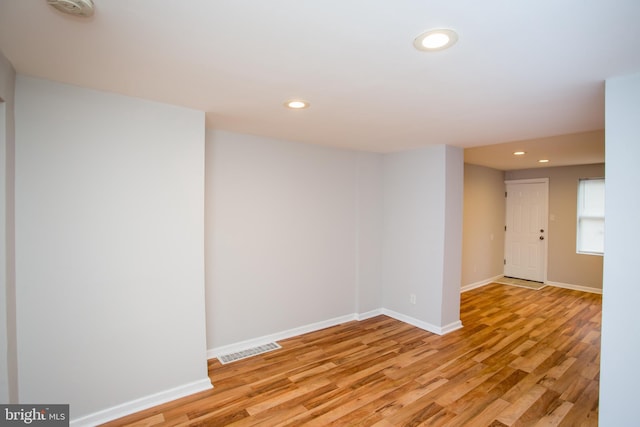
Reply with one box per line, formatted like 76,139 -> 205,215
538,159 -> 550,163
284,100 -> 309,109
413,29 -> 458,51
513,151 -> 526,156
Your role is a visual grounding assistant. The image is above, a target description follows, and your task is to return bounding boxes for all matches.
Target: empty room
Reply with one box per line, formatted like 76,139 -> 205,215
1,1 -> 640,426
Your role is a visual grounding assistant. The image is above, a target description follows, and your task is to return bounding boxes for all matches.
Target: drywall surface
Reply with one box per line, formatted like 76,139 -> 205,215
355,152 -> 384,314
381,145 -> 463,329
0,48 -> 17,404
599,71 -> 640,425
462,164 -> 506,288
14,76 -> 209,419
205,130 -> 359,348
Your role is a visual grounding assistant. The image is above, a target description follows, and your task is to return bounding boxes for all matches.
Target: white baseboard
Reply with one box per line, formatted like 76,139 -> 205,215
207,313 -> 357,359
461,274 -> 503,293
70,378 -> 213,427
382,309 -> 463,336
356,308 -> 384,321
440,320 -> 464,334
546,281 -> 603,294
208,307 -> 463,361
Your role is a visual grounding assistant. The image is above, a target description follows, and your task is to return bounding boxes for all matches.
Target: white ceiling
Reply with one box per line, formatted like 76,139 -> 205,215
1,1 -> 639,163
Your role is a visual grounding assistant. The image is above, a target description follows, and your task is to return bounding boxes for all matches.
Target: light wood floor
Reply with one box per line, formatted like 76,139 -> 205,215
103,283 -> 602,426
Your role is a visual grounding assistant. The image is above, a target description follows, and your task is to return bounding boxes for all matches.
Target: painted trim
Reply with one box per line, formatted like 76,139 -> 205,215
504,178 -> 550,185
69,378 -> 213,427
356,308 -> 384,321
461,274 -> 503,293
207,314 -> 357,359
440,320 -> 464,334
208,307 -> 464,361
382,309 -> 462,336
547,281 -> 603,294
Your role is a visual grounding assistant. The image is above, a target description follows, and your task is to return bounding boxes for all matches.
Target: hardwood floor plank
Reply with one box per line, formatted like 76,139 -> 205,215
557,379 -> 599,427
121,414 -> 165,427
387,401 -> 446,427
246,377 -> 333,416
509,346 -> 555,373
228,405 -> 309,427
434,369 -> 495,407
450,398 -> 511,427
533,401 -> 574,427
324,379 -> 433,425
495,384 -> 548,425
444,367 -> 523,418
101,284 -> 602,427
511,388 -> 561,426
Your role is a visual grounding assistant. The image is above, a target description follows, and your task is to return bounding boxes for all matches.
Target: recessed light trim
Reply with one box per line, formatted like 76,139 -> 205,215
47,0 -> 95,17
284,100 -> 309,109
413,29 -> 458,51
513,151 -> 526,156
538,159 -> 550,163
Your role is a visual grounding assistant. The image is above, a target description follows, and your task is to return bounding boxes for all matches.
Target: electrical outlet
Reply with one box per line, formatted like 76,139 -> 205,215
410,294 -> 416,304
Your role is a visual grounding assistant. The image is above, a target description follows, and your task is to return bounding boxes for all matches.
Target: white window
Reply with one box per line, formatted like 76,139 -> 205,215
577,178 -> 605,255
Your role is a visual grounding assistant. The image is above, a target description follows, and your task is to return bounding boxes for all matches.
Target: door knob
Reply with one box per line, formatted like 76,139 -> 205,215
539,236 -> 544,240
540,229 -> 544,233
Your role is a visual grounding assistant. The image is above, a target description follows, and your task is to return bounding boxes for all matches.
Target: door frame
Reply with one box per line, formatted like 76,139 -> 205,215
504,178 -> 549,283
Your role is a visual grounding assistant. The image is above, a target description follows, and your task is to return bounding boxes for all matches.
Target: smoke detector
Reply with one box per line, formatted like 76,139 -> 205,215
47,0 -> 95,17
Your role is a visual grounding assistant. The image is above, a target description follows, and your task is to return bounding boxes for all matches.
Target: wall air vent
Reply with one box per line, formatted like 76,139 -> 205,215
217,342 -> 281,364
47,0 -> 95,17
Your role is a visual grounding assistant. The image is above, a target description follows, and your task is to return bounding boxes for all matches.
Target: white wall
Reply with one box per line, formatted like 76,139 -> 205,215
0,99 -> 6,404
461,164 -> 506,289
14,77 -> 210,420
381,145 -> 463,332
0,50 -> 17,404
356,153 -> 384,315
441,145 -> 463,326
7,74 -> 463,420
599,72 -> 640,424
205,130 -> 362,349
205,131 -> 464,350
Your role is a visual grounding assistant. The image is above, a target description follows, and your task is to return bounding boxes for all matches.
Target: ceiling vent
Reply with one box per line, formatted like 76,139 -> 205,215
47,0 -> 95,17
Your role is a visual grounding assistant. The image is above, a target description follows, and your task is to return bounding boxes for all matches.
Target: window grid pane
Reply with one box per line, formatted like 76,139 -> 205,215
577,178 -> 605,255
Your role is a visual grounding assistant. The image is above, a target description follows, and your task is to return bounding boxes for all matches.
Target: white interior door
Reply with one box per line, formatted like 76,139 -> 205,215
504,179 -> 548,282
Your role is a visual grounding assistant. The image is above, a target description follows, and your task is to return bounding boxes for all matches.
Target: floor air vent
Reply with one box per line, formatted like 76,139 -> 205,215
217,342 -> 281,364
